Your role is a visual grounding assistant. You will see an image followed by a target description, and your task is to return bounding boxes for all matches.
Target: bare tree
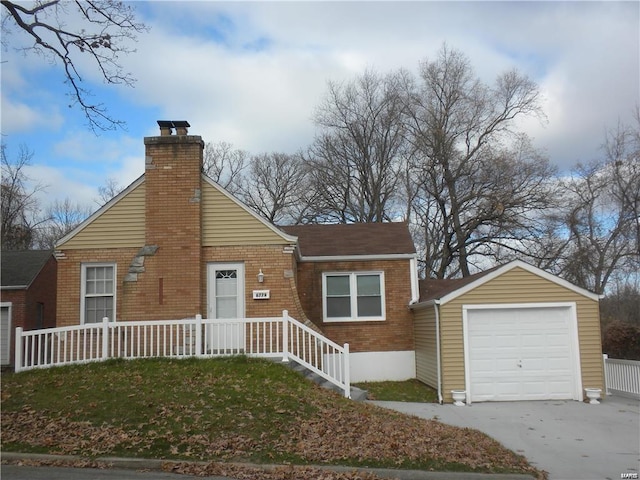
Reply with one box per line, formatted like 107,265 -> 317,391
96,177 -> 122,205
36,197 -> 91,248
2,0 -> 147,131
558,119 -> 639,294
1,144 -> 46,249
202,141 -> 248,194
405,44 -> 551,278
307,69 -> 410,223
238,152 -> 311,225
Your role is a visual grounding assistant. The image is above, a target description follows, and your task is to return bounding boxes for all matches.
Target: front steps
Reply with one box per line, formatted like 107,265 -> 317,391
286,362 -> 368,401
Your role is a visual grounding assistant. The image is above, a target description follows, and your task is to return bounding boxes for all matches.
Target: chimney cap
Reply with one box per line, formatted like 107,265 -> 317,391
156,120 -> 190,135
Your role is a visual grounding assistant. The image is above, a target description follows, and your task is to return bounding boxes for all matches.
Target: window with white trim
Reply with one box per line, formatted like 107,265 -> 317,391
323,272 -> 385,322
81,264 -> 116,323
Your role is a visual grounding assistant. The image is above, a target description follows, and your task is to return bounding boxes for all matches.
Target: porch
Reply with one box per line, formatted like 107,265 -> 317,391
14,310 -> 352,398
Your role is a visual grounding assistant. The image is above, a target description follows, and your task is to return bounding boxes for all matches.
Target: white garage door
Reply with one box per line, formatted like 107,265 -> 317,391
465,305 -> 580,402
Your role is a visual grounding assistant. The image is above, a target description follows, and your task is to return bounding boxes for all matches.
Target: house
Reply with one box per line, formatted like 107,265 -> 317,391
412,260 -> 604,404
54,121 -> 418,382
1,250 -> 57,367
54,120 -> 604,401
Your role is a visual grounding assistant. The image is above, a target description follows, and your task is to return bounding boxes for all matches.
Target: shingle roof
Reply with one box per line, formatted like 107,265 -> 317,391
280,222 -> 416,257
1,250 -> 53,288
418,265 -> 500,302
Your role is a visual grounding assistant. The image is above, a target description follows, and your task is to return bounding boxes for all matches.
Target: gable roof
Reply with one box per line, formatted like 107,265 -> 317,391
56,174 -> 297,249
280,222 -> 416,259
1,250 -> 53,289
418,266 -> 500,303
201,176 -> 297,244
415,260 -> 600,306
55,175 -> 145,249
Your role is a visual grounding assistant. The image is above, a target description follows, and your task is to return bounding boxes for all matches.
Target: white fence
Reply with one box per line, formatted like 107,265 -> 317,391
14,310 -> 351,398
603,354 -> 640,399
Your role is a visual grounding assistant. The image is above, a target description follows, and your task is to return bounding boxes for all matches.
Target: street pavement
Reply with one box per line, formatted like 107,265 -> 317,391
371,395 -> 640,480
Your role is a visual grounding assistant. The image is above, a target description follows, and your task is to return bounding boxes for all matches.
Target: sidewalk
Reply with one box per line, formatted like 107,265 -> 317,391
1,452 -> 537,480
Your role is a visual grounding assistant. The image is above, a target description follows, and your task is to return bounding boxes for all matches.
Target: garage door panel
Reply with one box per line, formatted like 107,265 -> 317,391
467,306 -> 578,403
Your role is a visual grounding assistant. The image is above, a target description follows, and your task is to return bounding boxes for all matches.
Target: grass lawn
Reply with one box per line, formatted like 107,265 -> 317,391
1,357 -> 543,479
355,379 -> 438,403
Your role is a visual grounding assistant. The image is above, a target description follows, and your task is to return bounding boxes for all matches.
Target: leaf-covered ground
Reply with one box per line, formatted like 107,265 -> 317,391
1,357 -> 544,479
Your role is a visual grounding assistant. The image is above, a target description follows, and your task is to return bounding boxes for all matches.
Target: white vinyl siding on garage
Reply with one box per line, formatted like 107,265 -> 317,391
463,303 -> 582,403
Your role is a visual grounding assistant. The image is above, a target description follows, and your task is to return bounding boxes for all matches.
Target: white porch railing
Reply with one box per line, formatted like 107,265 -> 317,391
14,310 -> 351,398
603,354 -> 640,400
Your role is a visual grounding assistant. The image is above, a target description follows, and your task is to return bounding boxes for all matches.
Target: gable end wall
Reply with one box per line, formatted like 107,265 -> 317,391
439,267 -> 603,403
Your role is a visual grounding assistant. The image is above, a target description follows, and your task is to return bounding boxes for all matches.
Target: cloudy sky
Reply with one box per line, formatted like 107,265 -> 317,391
1,1 -> 638,210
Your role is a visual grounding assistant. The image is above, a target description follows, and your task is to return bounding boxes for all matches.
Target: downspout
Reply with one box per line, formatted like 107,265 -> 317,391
409,256 -> 420,304
434,300 -> 443,405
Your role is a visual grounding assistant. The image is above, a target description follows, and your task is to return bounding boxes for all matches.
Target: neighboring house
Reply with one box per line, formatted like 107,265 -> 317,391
1,250 -> 57,367
53,120 -> 604,401
413,260 -> 604,404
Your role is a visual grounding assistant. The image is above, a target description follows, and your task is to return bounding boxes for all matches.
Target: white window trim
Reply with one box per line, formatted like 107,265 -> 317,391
322,271 -> 386,322
80,263 -> 117,324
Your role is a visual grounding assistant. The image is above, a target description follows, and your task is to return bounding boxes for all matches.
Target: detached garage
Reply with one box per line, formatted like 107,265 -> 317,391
412,260 -> 604,404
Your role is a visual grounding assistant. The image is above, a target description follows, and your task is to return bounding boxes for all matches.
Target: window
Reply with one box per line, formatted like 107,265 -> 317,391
81,264 -> 115,323
323,272 -> 385,322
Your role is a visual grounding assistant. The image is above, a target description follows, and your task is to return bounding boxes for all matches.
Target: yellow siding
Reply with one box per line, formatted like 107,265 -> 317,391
201,182 -> 289,246
440,266 -> 603,403
414,306 -> 438,389
58,183 -> 145,249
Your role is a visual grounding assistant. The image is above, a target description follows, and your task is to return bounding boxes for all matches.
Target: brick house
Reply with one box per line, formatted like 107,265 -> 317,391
53,120 -> 603,400
54,121 -> 419,382
1,250 -> 57,366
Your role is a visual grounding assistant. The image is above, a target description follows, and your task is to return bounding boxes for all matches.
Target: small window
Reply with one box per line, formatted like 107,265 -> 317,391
81,264 -> 116,323
323,272 -> 385,322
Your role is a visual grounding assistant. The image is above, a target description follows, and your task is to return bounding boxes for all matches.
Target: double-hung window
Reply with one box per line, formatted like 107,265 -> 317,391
81,264 -> 116,323
323,272 -> 385,322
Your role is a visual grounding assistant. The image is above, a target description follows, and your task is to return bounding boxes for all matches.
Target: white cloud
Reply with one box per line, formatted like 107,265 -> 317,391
3,0 -> 638,213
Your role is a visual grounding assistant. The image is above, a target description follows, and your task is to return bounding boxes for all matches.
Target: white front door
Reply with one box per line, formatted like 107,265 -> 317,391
465,304 -> 581,403
206,263 -> 245,352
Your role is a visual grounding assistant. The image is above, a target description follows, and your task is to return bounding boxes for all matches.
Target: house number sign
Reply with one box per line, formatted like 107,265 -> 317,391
252,290 -> 270,300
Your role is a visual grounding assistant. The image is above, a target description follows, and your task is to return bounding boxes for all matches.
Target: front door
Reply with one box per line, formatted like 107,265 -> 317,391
206,263 -> 245,352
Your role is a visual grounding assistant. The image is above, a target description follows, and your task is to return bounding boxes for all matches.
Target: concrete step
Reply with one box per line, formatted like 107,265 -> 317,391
284,360 -> 368,401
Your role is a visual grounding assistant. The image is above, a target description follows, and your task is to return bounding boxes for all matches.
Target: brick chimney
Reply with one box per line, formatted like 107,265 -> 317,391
143,121 -> 204,318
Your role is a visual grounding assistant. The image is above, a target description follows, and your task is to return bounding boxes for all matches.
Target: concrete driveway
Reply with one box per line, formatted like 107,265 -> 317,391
371,396 -> 639,480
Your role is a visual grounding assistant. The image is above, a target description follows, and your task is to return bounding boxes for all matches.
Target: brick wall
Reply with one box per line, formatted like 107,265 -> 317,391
144,133 -> 204,320
56,248 -> 138,326
295,259 -> 415,353
201,245 -> 302,319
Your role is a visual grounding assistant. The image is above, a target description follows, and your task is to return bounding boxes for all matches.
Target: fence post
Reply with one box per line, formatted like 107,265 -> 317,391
602,354 -> 610,395
195,314 -> 202,357
282,310 -> 289,363
102,318 -> 109,360
343,342 -> 350,398
14,327 -> 23,373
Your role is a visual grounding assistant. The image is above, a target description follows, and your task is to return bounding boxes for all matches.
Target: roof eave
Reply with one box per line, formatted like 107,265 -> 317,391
299,253 -> 417,262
